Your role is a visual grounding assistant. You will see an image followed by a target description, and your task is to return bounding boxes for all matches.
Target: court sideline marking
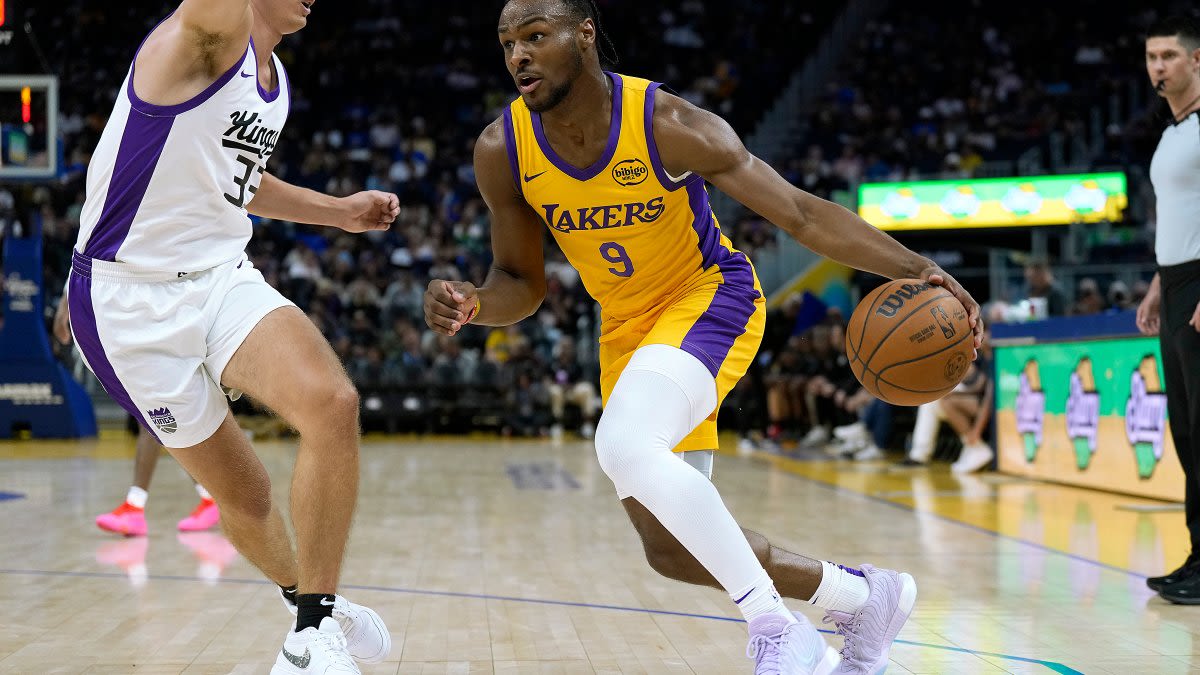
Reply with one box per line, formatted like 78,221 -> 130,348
0,566 -> 1081,672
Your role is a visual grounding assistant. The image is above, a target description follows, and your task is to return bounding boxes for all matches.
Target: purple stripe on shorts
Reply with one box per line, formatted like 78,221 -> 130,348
81,111 -> 175,261
68,268 -> 161,443
680,254 -> 758,377
71,249 -> 91,277
680,181 -> 760,377
531,72 -> 622,181
502,106 -> 523,198
644,82 -> 692,192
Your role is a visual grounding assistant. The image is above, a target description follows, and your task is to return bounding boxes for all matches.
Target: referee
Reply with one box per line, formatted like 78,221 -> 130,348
1139,15 -> 1200,604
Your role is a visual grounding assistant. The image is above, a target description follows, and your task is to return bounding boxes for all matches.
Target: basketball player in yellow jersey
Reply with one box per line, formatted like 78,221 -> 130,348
424,1 -> 983,672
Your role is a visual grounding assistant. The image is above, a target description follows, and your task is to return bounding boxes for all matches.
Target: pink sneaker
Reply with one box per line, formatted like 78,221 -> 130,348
95,502 -> 147,536
825,565 -> 917,674
177,498 -> 220,532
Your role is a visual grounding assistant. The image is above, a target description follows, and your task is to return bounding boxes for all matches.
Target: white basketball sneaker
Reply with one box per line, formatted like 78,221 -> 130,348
746,611 -> 841,674
281,591 -> 391,664
271,616 -> 359,674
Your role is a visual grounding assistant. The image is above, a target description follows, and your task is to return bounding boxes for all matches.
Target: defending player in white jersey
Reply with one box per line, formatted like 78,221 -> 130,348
68,1 -> 395,672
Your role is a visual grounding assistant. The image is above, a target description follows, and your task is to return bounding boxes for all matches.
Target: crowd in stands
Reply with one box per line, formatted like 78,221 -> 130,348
804,0 -> 1142,177
0,1 -> 1186,469
730,1 -> 1187,267
7,0 -> 837,439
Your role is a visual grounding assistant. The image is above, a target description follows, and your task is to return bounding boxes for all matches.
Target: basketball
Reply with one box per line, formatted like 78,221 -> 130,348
845,279 -> 974,406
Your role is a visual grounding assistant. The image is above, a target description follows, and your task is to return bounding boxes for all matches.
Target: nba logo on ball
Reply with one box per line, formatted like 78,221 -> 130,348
932,305 -> 956,339
845,278 -> 974,406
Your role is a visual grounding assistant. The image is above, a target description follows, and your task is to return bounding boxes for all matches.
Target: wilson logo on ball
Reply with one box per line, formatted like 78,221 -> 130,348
874,282 -> 932,318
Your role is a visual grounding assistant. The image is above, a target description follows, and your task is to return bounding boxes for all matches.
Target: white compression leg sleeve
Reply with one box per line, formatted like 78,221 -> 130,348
594,344 -> 770,598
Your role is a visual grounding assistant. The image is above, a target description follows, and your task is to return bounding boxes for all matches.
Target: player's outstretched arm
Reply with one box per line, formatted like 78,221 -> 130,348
424,119 -> 548,337
248,173 -> 399,233
652,91 -> 982,347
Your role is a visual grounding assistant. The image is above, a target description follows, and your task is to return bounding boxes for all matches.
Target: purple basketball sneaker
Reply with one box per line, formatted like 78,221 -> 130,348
824,565 -> 917,674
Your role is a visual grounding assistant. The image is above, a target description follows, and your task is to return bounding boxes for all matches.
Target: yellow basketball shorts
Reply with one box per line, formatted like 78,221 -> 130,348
598,278 -> 765,452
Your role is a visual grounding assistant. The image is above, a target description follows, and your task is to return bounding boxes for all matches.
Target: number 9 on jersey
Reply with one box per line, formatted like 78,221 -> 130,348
600,241 -> 634,278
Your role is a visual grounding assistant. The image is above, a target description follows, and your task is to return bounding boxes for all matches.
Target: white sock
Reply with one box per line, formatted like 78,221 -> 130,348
809,560 -> 871,614
731,572 -> 796,623
126,486 -> 148,509
195,484 -> 212,500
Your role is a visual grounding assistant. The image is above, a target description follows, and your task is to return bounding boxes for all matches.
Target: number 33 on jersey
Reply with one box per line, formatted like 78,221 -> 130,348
503,72 -> 757,323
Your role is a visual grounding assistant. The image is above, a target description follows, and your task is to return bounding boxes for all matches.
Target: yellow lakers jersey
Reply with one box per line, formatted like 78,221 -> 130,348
503,72 -> 760,323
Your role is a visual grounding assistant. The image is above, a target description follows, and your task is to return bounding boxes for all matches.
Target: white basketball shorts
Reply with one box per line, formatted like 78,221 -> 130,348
68,250 -> 294,448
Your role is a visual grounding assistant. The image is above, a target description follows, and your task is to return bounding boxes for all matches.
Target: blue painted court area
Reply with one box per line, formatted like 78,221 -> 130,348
0,491 -> 25,502
0,566 -> 1082,673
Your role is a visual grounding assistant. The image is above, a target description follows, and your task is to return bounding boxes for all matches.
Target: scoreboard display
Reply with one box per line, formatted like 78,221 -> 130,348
0,0 -> 58,179
858,172 -> 1128,231
0,75 -> 55,179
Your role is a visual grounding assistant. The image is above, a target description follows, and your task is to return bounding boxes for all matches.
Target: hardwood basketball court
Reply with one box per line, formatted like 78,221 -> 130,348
1,433 -> 1196,673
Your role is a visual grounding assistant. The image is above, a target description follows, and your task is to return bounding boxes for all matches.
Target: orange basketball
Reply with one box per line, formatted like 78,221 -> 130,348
845,279 -> 974,406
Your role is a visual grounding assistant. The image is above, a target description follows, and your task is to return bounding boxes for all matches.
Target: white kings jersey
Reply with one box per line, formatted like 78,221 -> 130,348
75,37 -> 289,271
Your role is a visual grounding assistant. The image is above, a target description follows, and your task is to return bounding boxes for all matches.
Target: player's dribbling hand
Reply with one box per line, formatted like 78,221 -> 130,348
920,265 -> 984,354
424,280 -> 478,336
335,190 -> 400,233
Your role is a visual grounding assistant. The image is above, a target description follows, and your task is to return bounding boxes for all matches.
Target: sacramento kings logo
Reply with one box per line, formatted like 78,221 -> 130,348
147,407 -> 177,434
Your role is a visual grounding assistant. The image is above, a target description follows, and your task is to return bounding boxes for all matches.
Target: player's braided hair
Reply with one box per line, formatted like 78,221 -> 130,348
561,0 -> 620,67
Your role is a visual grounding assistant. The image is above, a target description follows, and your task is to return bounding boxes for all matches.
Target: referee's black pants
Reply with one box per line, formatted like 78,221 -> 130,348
1161,259 -> 1200,554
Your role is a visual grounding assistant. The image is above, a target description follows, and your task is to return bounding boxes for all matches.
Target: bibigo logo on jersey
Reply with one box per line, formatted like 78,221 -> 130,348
612,158 -> 649,186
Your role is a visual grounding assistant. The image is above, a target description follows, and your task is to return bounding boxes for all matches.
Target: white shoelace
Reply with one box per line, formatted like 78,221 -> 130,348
825,613 -> 871,672
746,633 -> 785,674
313,629 -> 355,668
